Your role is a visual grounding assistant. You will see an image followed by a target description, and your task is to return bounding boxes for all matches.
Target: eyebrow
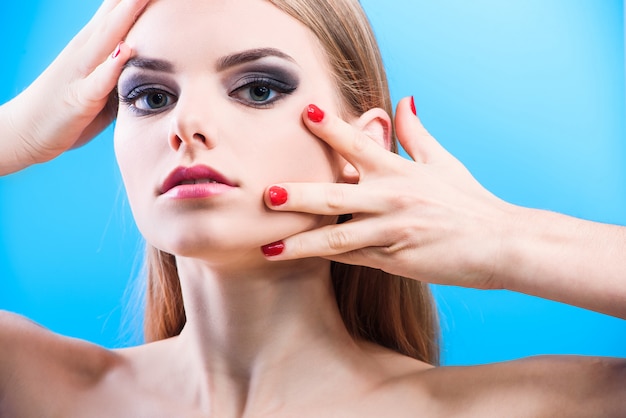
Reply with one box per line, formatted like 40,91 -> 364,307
216,48 -> 296,71
122,48 -> 295,74
123,57 -> 175,73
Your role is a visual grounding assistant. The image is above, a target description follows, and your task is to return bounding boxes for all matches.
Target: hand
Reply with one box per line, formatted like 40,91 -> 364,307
262,97 -> 518,290
1,0 -> 151,174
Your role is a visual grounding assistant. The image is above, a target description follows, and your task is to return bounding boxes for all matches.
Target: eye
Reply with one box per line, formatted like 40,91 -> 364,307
139,92 -> 171,110
119,86 -> 177,115
249,85 -> 273,102
230,76 -> 296,107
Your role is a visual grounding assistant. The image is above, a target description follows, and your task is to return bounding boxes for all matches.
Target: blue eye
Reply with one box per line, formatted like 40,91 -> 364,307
249,85 -> 274,102
138,92 -> 171,109
231,76 -> 296,107
120,86 -> 177,115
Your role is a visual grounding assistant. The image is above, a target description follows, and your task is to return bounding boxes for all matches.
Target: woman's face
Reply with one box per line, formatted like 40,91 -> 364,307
115,0 -> 344,263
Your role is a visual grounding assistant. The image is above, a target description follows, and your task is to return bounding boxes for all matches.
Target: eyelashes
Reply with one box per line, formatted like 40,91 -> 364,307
229,75 -> 297,108
118,72 -> 299,116
119,85 -> 176,115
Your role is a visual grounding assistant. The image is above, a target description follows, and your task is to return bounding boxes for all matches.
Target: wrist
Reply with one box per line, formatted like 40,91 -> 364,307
496,205 -> 587,298
461,197 -> 524,291
9,95 -> 44,161
490,204 -> 551,294
0,99 -> 37,174
5,84 -> 72,169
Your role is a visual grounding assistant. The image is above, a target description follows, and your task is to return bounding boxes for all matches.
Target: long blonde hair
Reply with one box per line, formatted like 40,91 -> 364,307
143,0 -> 439,365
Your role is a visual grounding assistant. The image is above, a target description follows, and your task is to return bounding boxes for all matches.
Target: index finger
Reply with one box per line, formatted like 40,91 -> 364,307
74,0 -> 148,46
81,0 -> 152,67
302,104 -> 394,172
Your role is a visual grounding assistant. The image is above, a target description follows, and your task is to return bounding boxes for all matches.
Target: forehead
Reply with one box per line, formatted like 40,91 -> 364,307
127,0 -> 324,67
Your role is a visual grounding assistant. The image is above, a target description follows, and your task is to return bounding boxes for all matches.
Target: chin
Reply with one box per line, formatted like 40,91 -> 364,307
145,213 -> 326,260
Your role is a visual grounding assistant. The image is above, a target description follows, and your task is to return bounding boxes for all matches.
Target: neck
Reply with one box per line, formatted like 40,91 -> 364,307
172,256 -> 366,415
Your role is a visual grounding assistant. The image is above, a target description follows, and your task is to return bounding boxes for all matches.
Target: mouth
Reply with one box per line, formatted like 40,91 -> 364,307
160,165 -> 237,195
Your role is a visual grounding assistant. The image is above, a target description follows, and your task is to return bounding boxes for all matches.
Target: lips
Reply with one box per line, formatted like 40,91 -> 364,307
160,165 -> 236,195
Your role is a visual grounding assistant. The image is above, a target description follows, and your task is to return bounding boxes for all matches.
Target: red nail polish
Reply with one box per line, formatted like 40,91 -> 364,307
111,42 -> 122,59
269,186 -> 288,206
307,104 -> 325,123
262,241 -> 285,257
410,96 -> 417,116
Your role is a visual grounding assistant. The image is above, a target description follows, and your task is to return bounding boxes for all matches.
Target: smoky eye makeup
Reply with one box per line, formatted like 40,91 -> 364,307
117,73 -> 179,116
116,53 -> 301,113
232,63 -> 300,89
226,63 -> 300,108
118,72 -> 178,99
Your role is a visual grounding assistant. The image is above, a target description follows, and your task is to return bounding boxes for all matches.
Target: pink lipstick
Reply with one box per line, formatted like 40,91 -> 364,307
160,165 -> 236,199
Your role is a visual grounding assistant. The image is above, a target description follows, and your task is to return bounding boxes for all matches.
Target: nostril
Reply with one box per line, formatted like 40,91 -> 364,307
169,134 -> 183,151
193,133 -> 207,143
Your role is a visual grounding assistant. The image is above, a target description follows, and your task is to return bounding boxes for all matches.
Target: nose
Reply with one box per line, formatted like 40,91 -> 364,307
168,93 -> 217,151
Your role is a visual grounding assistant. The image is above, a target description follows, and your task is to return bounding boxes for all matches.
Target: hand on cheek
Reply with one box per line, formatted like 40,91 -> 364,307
260,102 -> 393,259
259,98 -> 511,292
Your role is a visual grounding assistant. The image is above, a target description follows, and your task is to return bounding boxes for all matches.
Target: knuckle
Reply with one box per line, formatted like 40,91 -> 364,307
395,227 -> 415,247
76,60 -> 93,78
67,84 -> 93,111
63,86 -> 81,109
289,239 -> 305,258
327,229 -> 352,251
388,192 -> 419,210
351,130 -> 369,153
325,187 -> 345,211
381,225 -> 415,255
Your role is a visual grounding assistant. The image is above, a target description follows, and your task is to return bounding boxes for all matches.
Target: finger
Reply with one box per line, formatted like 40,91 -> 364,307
82,42 -> 131,103
81,0 -> 151,69
262,219 -> 388,261
62,42 -> 127,148
394,96 -> 450,164
264,182 -> 388,215
321,246 -> 401,275
71,43 -> 129,147
71,0 -> 125,48
302,104 -> 395,172
90,0 -> 125,25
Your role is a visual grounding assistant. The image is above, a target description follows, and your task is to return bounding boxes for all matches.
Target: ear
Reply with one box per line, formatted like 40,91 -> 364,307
340,107 -> 392,183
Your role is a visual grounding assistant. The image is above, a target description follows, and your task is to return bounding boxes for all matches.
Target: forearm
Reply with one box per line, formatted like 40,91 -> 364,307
501,206 -> 626,318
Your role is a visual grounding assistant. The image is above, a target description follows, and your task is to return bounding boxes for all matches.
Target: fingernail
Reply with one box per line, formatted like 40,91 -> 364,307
262,241 -> 285,257
111,42 -> 122,59
307,104 -> 325,123
269,186 -> 288,206
410,96 -> 417,116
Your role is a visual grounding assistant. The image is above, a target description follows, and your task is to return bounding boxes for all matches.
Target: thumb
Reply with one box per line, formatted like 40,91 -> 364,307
395,96 -> 450,164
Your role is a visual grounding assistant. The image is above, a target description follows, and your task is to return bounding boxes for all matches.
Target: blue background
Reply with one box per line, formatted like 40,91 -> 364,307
1,0 -> 625,365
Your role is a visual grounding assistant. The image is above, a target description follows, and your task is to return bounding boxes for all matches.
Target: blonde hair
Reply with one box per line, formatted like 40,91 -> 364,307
143,0 -> 439,365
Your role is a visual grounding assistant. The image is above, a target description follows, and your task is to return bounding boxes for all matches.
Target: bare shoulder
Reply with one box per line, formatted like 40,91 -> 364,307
0,309 -> 117,369
0,310 -> 121,416
397,355 -> 626,417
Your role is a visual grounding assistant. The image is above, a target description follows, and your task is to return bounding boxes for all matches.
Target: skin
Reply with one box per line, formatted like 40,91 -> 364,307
1,311 -> 625,417
264,98 -> 626,319
0,0 -> 625,417
0,0 -> 151,175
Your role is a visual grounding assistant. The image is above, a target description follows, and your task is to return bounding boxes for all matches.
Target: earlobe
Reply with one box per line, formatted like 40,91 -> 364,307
340,108 -> 392,183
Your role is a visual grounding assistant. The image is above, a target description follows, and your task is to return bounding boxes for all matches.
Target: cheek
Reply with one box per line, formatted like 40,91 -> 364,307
113,122 -> 161,212
237,109 -> 339,184
114,126 -> 139,193
282,129 -> 338,182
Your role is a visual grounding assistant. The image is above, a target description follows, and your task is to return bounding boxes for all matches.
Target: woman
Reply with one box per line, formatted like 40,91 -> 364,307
1,0 -> 624,416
